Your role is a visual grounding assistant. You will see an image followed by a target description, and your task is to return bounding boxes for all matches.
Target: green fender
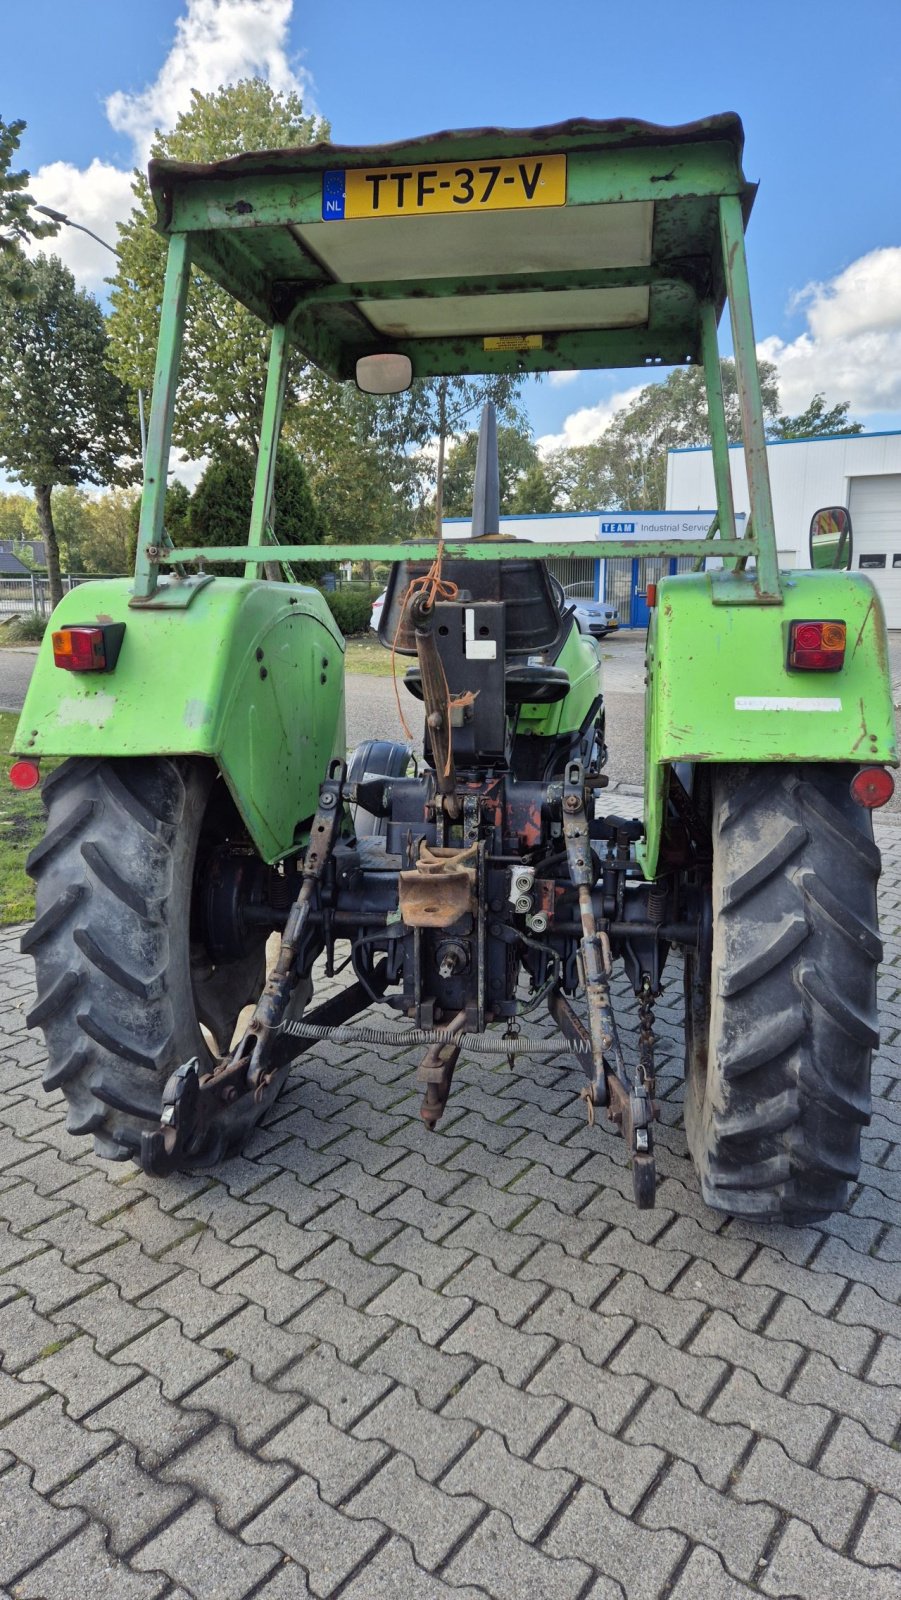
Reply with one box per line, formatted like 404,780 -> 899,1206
640,569 -> 897,878
13,577 -> 346,863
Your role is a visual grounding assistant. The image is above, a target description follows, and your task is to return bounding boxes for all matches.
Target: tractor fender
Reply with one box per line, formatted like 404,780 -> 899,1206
640,568 -> 897,877
12,577 -> 346,863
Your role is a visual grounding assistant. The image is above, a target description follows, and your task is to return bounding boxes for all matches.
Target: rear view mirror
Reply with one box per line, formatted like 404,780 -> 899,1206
810,506 -> 852,571
355,353 -> 413,395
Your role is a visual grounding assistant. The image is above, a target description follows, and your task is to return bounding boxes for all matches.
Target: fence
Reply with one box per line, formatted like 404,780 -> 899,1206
0,574 -> 95,620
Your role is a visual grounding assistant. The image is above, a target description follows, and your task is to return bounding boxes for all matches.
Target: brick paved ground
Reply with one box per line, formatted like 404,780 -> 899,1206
1,810 -> 899,1599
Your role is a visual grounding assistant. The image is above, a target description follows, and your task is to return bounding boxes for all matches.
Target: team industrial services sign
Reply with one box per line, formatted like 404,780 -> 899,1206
595,513 -> 746,541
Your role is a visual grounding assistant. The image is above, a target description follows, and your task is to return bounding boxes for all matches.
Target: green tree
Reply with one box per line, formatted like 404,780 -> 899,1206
107,80 -> 327,460
507,455 -> 564,514
384,375 -> 527,528
442,426 -> 537,517
768,393 -> 863,440
287,368 -> 411,547
0,255 -> 136,606
556,359 -> 781,511
0,118 -> 58,299
188,443 -> 324,576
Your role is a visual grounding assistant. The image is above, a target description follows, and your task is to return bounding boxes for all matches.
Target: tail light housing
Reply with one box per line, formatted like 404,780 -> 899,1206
850,767 -> 895,809
788,619 -> 846,671
51,622 -> 125,673
9,759 -> 41,791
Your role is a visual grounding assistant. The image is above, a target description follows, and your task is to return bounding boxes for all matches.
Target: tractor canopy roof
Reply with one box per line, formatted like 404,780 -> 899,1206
148,113 -> 755,383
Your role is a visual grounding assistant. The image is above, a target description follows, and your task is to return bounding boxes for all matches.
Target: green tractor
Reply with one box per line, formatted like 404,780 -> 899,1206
12,114 -> 896,1221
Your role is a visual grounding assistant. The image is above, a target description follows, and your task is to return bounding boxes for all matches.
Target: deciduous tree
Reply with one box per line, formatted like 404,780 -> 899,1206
0,255 -> 136,606
0,118 -> 58,299
768,394 -> 863,440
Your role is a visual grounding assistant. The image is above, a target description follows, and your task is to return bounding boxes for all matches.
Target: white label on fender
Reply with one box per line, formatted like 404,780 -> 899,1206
734,696 -> 842,712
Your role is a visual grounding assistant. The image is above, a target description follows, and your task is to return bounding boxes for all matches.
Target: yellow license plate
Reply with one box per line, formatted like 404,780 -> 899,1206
322,153 -> 566,221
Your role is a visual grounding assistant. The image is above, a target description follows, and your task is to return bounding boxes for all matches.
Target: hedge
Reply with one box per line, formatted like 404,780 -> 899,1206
320,586 -> 380,636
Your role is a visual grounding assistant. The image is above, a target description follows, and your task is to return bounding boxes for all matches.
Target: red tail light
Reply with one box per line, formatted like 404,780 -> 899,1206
51,622 -> 124,673
9,759 -> 41,791
850,767 -> 895,809
788,619 -> 846,671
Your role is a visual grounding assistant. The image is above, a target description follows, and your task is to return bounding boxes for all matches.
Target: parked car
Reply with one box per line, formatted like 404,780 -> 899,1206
563,586 -> 619,638
370,590 -> 387,631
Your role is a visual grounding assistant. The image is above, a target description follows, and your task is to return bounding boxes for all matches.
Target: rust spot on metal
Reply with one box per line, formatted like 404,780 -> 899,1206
851,596 -> 875,659
852,696 -> 870,753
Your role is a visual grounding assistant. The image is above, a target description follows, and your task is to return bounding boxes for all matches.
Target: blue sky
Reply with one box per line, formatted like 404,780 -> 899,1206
7,0 -> 901,450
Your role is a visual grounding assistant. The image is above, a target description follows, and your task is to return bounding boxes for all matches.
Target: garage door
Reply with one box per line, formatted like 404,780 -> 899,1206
849,474 -> 901,628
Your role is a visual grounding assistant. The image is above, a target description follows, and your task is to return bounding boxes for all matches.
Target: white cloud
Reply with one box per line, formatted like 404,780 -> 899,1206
107,0 -> 310,167
536,385 -> 645,455
548,370 -> 580,388
760,246 -> 901,415
28,161 -> 135,292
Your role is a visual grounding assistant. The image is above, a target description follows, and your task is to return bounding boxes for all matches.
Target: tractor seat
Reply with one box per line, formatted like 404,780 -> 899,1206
403,663 -> 570,707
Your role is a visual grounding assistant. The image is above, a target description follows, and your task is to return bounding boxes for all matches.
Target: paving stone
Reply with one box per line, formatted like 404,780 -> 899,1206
85,1374 -> 211,1471
443,1305 -> 554,1386
668,1546 -> 762,1599
0,1292 -> 69,1370
444,1508 -> 591,1600
15,1520 -> 167,1600
545,1482 -> 686,1600
442,1363 -> 565,1458
161,1424 -> 293,1528
278,1342 -> 392,1429
611,1324 -> 728,1412
25,1333 -> 141,1418
515,1241 -> 617,1308
261,1401 -> 387,1500
309,1195 -> 403,1259
368,1270 -> 472,1342
536,1407 -> 664,1514
54,1442 -> 190,1552
690,1307 -> 805,1391
203,1303 -> 313,1382
789,1350 -> 898,1442
837,1281 -> 901,1340
339,1536 -> 487,1600
290,1287 -> 394,1363
762,1517 -> 901,1600
372,1224 -> 471,1289
0,1462 -> 85,1586
245,1561 -> 315,1599
133,1500 -> 282,1600
244,1475 -> 385,1595
294,1238 -> 399,1309
139,1269 -> 245,1340
444,1427 -> 575,1541
855,1491 -> 901,1567
166,1227 -> 260,1287
528,1341 -> 649,1435
186,1359 -> 301,1450
354,1384 -> 477,1481
31,1206 -> 127,1266
510,1200 -> 606,1259
114,1196 -> 202,1256
589,1224 -> 690,1291
709,1369 -> 833,1465
444,1209 -> 543,1273
62,1282 -> 162,1355
375,1185 -> 469,1243
445,1175 -> 534,1227
598,1269 -> 706,1345
110,1315 -> 224,1400
363,1325 -> 475,1407
321,1162 -> 405,1215
0,1181 -> 66,1231
765,1292 -> 877,1374
642,1458 -> 778,1581
228,1210 -> 323,1274
667,1256 -> 777,1331
734,1436 -> 868,1549
346,1453 -> 483,1568
742,1247 -> 847,1315
239,1172 -> 330,1229
507,1161 -> 596,1216
1,1392 -> 116,1491
85,1239 -> 179,1300
813,1234 -> 901,1301
625,1384 -> 751,1491
4,1246 -> 102,1314
211,1254 -> 320,1326
819,1417 -> 901,1500
441,1255 -> 546,1326
0,1368 -> 49,1423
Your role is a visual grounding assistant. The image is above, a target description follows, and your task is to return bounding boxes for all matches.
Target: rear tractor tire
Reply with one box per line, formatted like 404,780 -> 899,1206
23,756 -> 274,1164
683,763 -> 881,1224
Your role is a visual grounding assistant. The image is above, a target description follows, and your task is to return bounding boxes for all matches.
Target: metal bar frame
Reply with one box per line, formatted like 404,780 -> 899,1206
718,195 -> 781,601
133,233 -> 192,601
246,323 -> 289,579
699,300 -> 737,555
161,538 -> 754,565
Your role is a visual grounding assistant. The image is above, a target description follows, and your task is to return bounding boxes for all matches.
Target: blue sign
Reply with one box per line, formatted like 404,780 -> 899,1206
600,520 -> 635,534
322,171 -> 346,220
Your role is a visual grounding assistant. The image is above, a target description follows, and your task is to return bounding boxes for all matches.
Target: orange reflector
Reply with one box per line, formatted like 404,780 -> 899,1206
850,767 -> 895,809
788,619 -> 846,671
646,583 -> 657,609
52,626 -> 107,672
9,759 -> 41,791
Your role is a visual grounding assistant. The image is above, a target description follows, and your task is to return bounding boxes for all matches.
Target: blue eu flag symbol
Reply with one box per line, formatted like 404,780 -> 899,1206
322,171 -> 346,220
